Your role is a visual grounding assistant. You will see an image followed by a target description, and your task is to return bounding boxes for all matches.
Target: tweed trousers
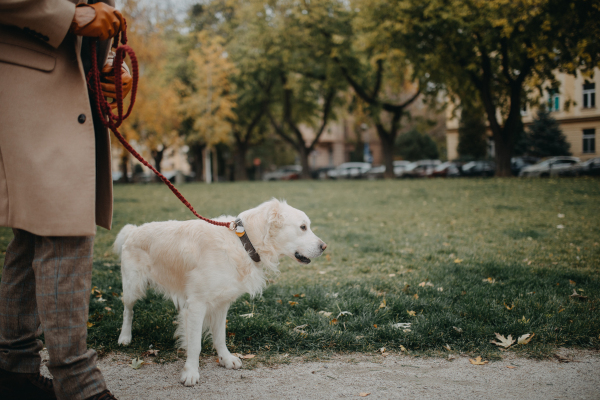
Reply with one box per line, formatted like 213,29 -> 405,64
0,229 -> 107,400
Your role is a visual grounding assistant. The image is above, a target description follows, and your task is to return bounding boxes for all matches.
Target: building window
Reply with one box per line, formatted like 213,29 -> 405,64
583,129 -> 596,154
583,82 -> 596,108
548,89 -> 560,112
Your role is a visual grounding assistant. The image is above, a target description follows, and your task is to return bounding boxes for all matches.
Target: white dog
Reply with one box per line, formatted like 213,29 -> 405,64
114,199 -> 326,386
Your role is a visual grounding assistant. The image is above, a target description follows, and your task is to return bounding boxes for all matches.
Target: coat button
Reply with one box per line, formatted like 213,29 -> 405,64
78,114 -> 86,124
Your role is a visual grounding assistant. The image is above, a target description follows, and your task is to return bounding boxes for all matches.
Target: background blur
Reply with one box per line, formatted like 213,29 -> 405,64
110,0 -> 600,183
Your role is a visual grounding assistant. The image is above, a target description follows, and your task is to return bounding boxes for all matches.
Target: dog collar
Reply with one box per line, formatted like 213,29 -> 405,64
232,218 -> 261,263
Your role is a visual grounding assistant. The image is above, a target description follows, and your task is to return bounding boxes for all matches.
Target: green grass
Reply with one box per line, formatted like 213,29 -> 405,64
1,178 -> 599,360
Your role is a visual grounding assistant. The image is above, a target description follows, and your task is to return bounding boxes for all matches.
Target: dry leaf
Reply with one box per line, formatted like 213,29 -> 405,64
407,310 -> 416,316
330,318 -> 338,325
294,324 -> 308,334
337,311 -> 353,318
392,322 -> 411,329
276,299 -> 282,304
507,366 -> 516,369
469,356 -> 488,365
325,254 -> 331,261
569,289 -> 588,301
359,393 -> 371,397
437,287 -> 444,292
238,354 -> 255,359
454,258 -> 463,263
453,326 -> 463,333
318,311 -> 332,317
444,344 -> 451,351
240,313 -> 254,318
141,349 -> 159,357
413,294 -> 419,300
378,347 -> 386,354
389,273 -> 396,277
86,322 -> 94,328
379,299 -> 387,309
373,324 -> 378,328
517,333 -> 534,345
288,301 -> 298,306
569,280 -> 576,285
399,345 -> 407,352
483,277 -> 496,283
104,307 -> 112,311
504,302 -> 514,310
130,358 -> 144,369
490,333 -> 515,348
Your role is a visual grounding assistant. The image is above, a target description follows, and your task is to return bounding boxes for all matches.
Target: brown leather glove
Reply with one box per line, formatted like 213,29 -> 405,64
101,63 -> 133,109
70,3 -> 126,41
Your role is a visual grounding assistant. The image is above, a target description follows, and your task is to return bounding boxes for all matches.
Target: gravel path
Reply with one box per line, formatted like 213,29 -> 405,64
60,350 -> 600,399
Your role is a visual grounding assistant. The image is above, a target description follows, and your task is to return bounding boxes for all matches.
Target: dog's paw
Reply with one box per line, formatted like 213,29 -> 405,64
219,354 -> 242,369
180,366 -> 200,386
117,333 -> 131,346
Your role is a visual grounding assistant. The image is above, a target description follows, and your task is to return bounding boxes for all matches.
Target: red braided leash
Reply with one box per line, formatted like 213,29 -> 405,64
87,28 -> 231,229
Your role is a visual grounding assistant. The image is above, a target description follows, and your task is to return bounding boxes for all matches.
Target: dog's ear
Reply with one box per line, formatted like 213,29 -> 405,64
267,199 -> 284,230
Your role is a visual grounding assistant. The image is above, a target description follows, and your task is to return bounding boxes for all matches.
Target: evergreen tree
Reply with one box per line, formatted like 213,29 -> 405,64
396,129 -> 439,161
457,103 -> 487,160
526,109 -> 571,157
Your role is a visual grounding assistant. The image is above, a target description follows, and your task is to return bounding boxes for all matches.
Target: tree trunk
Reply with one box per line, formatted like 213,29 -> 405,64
189,144 -> 204,182
152,148 -> 165,181
120,151 -> 129,183
381,139 -> 395,179
494,131 -> 512,177
234,143 -> 248,181
212,147 -> 219,183
299,146 -> 312,179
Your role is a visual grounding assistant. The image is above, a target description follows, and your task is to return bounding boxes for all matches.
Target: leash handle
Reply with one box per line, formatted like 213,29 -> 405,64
86,29 -> 232,229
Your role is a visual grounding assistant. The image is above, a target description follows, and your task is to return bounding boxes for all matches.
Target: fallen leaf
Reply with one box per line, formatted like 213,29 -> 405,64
399,345 -> 407,352
379,299 -> 387,309
388,273 -> 396,277
558,307 -> 564,313
330,318 -> 338,325
413,294 -> 419,300
104,307 -> 112,311
359,393 -> 371,397
288,301 -> 298,306
558,213 -> 565,218
130,358 -> 144,370
504,302 -> 515,310
556,224 -> 564,229
240,354 -> 256,359
453,326 -> 463,333
483,277 -> 496,284
325,254 -> 331,261
454,258 -> 463,263
378,347 -> 386,354
569,280 -> 576,286
407,310 -> 416,316
294,324 -> 308,334
276,299 -> 282,304
507,366 -> 516,369
318,311 -> 332,317
517,333 -> 534,345
569,289 -> 588,301
392,322 -> 411,329
87,322 -> 94,328
554,354 -> 574,363
141,349 -> 159,357
469,356 -> 488,365
373,324 -> 378,328
444,344 -> 451,351
490,333 -> 515,348
437,287 -> 444,292
337,311 -> 353,318
240,313 -> 254,318
319,271 -> 326,275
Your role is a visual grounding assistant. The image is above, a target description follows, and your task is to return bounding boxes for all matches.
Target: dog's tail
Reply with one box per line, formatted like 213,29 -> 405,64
113,224 -> 137,255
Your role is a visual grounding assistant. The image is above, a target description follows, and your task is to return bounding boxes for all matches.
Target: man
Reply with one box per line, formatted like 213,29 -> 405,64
0,1 -> 132,399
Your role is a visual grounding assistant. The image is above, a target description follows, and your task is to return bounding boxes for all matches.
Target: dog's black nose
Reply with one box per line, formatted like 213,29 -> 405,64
320,242 -> 327,251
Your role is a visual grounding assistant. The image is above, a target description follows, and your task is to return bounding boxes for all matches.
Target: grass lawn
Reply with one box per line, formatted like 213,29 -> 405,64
1,178 -> 598,361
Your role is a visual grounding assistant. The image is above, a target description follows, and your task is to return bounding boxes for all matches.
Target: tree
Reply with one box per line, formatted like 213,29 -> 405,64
526,108 -> 571,157
457,102 -> 488,160
372,0 -> 600,176
396,129 -> 439,161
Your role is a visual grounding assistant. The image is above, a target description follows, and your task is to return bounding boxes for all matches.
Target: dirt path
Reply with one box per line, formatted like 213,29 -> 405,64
78,350 -> 600,399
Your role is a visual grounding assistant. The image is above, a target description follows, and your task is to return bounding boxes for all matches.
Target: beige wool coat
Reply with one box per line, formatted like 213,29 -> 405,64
0,0 -> 115,236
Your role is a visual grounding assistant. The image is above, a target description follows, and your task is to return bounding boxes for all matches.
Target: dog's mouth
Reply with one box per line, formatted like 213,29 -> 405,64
294,252 -> 311,264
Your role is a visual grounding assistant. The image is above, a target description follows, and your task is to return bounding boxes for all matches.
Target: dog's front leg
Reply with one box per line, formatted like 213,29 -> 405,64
210,303 -> 242,369
180,301 -> 207,386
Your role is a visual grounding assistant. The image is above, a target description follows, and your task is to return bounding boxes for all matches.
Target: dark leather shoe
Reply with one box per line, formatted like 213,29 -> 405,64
85,389 -> 118,400
0,367 -> 56,399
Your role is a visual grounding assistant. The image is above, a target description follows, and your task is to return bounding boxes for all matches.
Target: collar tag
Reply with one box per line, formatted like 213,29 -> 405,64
234,218 -> 261,262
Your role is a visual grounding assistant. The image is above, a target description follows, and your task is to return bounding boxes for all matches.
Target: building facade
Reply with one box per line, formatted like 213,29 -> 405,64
446,68 -> 599,161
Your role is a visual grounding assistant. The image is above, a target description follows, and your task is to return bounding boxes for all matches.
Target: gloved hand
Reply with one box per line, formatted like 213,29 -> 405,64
70,3 -> 126,41
101,62 -> 132,109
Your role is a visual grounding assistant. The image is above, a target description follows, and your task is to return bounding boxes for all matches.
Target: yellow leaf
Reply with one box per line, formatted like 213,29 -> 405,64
469,356 -> 488,365
276,299 -> 282,304
379,299 -> 387,309
288,301 -> 298,306
490,333 -> 515,348
504,302 -> 514,310
444,344 -> 451,351
507,366 -> 516,369
454,258 -> 463,263
373,324 -> 378,328
399,345 -> 407,352
240,354 -> 255,359
87,322 -> 94,328
407,310 -> 416,316
413,294 -> 419,300
330,318 -> 338,325
569,280 -> 576,285
517,333 -> 534,345
359,393 -> 371,397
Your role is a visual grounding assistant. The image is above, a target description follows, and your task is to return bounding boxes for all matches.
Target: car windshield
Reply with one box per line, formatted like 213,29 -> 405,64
435,162 -> 450,171
404,163 -> 418,171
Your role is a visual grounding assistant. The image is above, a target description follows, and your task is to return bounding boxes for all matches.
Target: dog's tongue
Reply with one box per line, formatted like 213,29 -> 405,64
295,252 -> 311,264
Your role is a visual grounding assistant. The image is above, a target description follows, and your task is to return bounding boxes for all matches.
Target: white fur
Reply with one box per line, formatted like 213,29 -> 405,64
114,199 -> 325,386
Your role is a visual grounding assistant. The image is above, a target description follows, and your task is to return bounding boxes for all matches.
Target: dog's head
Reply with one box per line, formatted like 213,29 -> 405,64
241,199 -> 326,264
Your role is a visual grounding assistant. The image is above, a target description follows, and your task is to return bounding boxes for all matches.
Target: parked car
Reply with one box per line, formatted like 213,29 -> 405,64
311,166 -> 336,180
519,156 -> 580,177
460,160 -> 495,177
262,165 -> 302,181
400,160 -> 441,178
327,162 -> 372,179
511,156 -> 539,176
429,161 -> 460,177
365,161 -> 411,179
557,157 -> 600,177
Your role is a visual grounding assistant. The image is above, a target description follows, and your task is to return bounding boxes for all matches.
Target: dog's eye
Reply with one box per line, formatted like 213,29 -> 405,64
300,225 -> 307,231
